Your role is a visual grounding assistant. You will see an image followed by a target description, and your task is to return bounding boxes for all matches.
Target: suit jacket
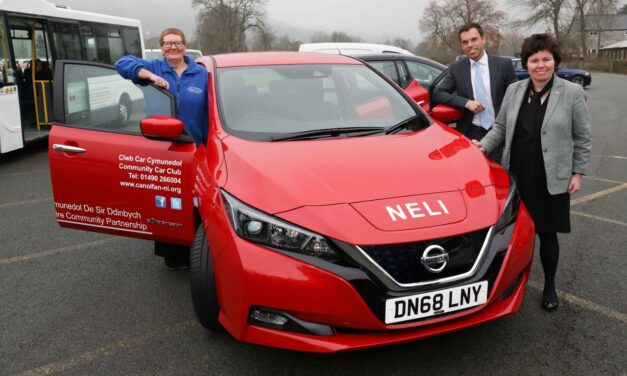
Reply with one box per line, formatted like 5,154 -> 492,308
432,54 -> 517,136
481,76 -> 592,195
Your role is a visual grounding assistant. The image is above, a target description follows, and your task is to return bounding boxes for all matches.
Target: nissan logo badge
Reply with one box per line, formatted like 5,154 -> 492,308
421,245 -> 449,273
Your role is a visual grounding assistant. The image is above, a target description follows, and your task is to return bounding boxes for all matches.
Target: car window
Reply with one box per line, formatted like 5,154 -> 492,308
406,61 -> 442,88
512,60 -> 524,70
367,61 -> 400,86
396,61 -> 412,88
61,63 -> 176,134
217,64 -> 418,141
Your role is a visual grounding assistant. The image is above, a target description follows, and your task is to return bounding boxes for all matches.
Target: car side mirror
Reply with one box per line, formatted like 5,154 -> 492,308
430,104 -> 464,125
140,116 -> 186,140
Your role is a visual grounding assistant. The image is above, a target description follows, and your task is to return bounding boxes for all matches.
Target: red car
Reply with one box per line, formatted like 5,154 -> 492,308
49,52 -> 535,352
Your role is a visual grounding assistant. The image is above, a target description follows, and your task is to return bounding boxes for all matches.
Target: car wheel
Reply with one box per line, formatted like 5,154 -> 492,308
571,75 -> 585,86
117,95 -> 131,125
190,223 -> 222,331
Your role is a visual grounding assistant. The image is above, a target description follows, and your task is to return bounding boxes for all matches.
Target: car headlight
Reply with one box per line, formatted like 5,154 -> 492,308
494,174 -> 520,232
221,190 -> 340,261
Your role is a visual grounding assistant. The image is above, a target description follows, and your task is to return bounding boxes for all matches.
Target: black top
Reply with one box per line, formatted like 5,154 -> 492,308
510,77 -> 571,234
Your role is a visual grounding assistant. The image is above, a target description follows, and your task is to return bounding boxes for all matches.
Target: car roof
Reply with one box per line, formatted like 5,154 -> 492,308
212,51 -> 362,68
352,53 -> 447,70
299,42 -> 414,55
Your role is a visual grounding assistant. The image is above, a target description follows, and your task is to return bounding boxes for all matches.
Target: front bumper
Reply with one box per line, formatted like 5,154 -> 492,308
211,203 -> 535,352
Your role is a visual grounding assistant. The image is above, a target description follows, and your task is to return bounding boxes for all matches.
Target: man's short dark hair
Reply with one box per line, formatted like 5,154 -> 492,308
458,23 -> 484,41
520,33 -> 562,69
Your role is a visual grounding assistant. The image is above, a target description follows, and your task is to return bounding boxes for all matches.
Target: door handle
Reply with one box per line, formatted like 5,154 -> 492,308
53,144 -> 86,153
417,100 -> 425,106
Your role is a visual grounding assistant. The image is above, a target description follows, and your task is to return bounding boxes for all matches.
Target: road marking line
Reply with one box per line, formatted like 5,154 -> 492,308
0,197 -> 52,208
0,238 -> 120,266
15,320 -> 199,376
571,183 -> 627,206
590,154 -> 627,160
527,281 -> 627,325
0,169 -> 49,178
572,210 -> 627,227
582,176 -> 625,185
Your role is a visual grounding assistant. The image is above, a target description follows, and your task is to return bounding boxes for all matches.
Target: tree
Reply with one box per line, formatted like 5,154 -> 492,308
192,0 -> 266,54
618,4 -> 627,14
500,27 -> 526,56
514,0 -> 575,44
249,28 -> 301,51
514,0 -> 617,56
273,34 -> 302,51
383,37 -> 414,51
419,0 -> 507,56
309,31 -> 363,43
250,26 -> 276,51
574,0 -> 617,58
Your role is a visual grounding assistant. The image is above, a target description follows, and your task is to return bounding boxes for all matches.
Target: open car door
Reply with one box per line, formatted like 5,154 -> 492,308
49,61 -> 197,246
428,68 -> 464,125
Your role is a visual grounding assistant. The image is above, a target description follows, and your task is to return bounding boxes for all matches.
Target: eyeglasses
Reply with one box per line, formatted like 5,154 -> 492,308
161,41 -> 184,48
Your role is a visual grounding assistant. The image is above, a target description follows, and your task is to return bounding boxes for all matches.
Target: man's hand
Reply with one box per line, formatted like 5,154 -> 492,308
471,139 -> 486,154
465,100 -> 485,114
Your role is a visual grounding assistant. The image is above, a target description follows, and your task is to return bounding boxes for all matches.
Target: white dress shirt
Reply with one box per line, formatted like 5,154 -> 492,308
469,53 -> 495,128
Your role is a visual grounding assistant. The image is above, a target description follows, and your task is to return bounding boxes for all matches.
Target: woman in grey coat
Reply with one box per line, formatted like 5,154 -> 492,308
474,34 -> 591,311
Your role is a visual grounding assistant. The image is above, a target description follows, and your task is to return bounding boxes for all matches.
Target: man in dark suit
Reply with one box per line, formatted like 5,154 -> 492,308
433,23 -> 517,162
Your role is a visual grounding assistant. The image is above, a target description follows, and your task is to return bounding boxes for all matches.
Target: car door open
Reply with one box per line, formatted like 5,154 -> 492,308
49,60 -> 197,245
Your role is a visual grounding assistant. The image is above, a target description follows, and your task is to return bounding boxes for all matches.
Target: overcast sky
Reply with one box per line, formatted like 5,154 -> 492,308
58,0 -> 627,45
54,0 -> 455,43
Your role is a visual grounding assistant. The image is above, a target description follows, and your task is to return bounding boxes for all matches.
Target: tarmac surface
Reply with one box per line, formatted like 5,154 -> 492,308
1,73 -> 625,375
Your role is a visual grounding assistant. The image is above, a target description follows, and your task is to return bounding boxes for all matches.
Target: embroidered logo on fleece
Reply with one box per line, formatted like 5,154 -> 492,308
187,86 -> 202,94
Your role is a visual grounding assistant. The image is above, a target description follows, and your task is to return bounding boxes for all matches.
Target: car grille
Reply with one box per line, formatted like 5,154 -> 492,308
359,228 -> 490,284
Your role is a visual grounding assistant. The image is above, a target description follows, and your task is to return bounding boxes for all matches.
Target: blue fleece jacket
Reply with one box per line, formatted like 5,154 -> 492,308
115,55 -> 208,145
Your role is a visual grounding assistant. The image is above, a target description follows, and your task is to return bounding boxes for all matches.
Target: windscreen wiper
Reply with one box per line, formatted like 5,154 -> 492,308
271,127 -> 386,141
384,115 -> 422,135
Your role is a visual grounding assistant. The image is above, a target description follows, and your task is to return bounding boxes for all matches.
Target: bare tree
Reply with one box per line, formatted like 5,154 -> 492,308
383,37 -> 414,51
273,34 -> 302,51
309,31 -> 363,43
250,25 -> 276,51
573,0 -> 617,58
514,0 -> 576,44
192,0 -> 266,54
500,26 -> 526,56
514,0 -> 617,56
419,0 -> 507,56
250,28 -> 301,51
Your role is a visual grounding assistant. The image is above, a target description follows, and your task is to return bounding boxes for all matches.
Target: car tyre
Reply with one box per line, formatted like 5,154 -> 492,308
190,223 -> 222,331
571,75 -> 585,86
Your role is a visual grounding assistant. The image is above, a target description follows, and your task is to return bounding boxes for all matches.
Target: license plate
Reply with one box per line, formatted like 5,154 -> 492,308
385,281 -> 488,324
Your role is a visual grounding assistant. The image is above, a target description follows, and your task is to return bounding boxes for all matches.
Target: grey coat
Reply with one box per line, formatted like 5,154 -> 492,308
481,76 -> 592,195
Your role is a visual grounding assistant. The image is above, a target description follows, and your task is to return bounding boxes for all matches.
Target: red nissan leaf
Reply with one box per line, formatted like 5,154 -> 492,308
49,52 -> 535,352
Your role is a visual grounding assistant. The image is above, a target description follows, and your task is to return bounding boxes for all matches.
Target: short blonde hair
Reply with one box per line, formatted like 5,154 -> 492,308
159,28 -> 186,45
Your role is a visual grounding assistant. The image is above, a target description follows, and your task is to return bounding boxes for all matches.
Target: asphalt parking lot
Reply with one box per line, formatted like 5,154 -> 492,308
1,73 -> 625,376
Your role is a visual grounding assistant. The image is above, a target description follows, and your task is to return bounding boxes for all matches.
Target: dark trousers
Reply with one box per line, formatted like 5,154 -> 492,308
466,124 -> 503,164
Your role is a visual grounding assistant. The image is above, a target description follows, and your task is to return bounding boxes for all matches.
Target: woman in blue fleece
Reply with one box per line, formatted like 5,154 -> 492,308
116,28 -> 207,269
115,28 -> 208,146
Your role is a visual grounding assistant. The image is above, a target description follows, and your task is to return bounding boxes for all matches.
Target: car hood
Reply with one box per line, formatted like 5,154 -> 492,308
221,124 -> 503,216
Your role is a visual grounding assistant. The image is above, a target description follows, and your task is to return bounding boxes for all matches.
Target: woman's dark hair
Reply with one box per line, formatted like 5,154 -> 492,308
520,33 -> 561,69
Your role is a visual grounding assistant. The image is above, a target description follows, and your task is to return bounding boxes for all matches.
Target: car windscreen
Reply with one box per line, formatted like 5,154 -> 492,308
216,64 -> 422,141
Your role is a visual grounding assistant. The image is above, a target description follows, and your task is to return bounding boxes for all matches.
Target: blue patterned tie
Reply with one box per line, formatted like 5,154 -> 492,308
473,62 -> 492,130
